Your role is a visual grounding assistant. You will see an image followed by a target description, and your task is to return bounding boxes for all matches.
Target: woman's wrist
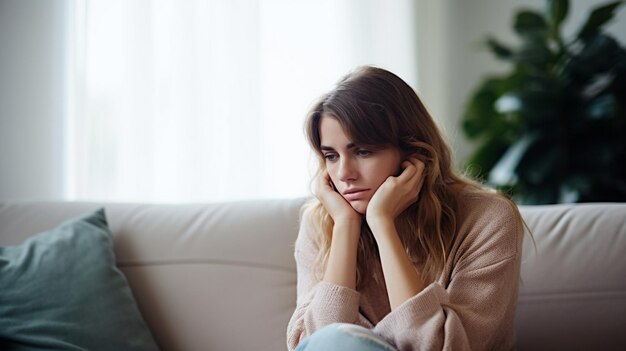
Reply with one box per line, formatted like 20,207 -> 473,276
332,219 -> 362,241
366,214 -> 395,234
333,214 -> 362,227
368,216 -> 402,244
325,218 -> 361,289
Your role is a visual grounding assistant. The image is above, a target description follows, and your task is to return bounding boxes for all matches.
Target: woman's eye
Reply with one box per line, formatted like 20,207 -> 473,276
356,149 -> 371,157
324,154 -> 337,161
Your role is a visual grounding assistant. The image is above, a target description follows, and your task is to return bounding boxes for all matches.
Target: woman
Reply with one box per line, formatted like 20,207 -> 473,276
287,66 -> 525,351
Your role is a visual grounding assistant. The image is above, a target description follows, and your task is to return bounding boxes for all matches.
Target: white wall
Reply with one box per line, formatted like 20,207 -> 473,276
0,0 -> 69,200
416,0 -> 626,168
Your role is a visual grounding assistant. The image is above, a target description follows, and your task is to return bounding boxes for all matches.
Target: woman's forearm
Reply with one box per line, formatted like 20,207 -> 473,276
322,220 -> 361,289
370,218 -> 426,310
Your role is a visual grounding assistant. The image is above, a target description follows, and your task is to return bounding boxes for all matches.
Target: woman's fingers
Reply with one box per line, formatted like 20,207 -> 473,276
400,158 -> 425,203
412,158 -> 425,181
315,171 -> 362,222
411,158 -> 426,187
315,171 -> 332,190
398,160 -> 416,181
367,158 -> 425,222
398,158 -> 424,185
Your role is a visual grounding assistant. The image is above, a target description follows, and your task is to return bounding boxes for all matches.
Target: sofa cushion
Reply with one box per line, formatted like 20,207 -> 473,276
0,209 -> 159,351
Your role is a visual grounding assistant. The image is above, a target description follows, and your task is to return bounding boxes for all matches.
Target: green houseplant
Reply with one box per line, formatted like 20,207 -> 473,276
462,0 -> 626,204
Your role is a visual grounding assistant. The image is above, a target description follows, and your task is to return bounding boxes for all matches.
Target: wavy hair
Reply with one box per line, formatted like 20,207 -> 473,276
303,66 -> 514,287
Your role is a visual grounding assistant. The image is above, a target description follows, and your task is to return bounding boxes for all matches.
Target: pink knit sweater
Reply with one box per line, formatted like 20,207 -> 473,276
287,191 -> 524,351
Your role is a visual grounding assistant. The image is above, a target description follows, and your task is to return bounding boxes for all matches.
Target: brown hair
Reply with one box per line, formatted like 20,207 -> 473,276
303,66 -> 510,287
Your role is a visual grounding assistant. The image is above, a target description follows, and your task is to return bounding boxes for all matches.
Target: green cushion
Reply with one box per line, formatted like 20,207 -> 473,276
0,209 -> 160,351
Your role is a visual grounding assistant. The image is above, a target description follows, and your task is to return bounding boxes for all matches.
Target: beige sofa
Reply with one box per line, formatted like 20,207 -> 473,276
1,199 -> 625,350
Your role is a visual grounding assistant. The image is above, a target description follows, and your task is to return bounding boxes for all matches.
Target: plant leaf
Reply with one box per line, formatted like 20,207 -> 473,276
515,37 -> 554,69
465,135 -> 512,182
485,36 -> 515,60
488,133 -> 540,186
520,184 -> 559,204
515,75 -> 562,128
571,138 -> 621,171
514,10 -> 548,38
586,94 -> 617,120
462,78 -> 503,139
576,1 -> 624,41
609,62 -> 626,102
564,34 -> 623,81
547,0 -> 569,28
517,137 -> 562,185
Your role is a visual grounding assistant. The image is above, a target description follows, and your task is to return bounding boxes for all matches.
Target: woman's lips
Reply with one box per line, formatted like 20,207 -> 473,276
343,189 -> 370,201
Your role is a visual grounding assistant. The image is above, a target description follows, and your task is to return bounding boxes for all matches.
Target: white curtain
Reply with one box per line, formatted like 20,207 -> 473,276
67,0 -> 418,203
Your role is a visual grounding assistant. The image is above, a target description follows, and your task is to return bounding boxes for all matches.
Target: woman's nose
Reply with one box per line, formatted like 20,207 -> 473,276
337,157 -> 358,182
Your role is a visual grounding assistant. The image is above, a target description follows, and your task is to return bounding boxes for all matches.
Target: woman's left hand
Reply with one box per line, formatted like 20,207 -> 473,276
366,157 -> 426,227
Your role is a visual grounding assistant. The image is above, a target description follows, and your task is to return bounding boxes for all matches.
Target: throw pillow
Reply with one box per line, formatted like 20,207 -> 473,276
0,208 -> 160,351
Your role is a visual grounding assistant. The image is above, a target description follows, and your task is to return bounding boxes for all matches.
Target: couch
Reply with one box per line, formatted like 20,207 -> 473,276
1,199 -> 625,350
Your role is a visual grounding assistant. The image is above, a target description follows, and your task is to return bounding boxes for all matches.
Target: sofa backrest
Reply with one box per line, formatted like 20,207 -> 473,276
515,203 -> 626,350
1,199 -> 625,351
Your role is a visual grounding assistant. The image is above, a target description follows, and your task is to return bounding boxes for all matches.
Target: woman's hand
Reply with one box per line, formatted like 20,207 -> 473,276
314,171 -> 362,224
316,171 -> 362,289
366,157 -> 425,228
365,158 -> 427,308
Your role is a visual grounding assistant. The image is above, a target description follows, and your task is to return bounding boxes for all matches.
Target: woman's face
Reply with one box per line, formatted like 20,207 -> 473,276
319,115 -> 403,214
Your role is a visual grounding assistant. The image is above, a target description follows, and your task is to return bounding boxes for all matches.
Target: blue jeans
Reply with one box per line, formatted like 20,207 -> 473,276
295,323 -> 398,351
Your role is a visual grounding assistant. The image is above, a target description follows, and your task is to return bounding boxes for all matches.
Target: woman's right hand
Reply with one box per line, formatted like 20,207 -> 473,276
314,171 -> 362,224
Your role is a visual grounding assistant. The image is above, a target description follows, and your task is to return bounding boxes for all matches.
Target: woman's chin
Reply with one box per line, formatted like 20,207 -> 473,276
349,200 -> 368,215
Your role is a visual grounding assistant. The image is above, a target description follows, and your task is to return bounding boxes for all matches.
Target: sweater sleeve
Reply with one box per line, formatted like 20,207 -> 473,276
286,209 -> 363,351
373,197 -> 523,351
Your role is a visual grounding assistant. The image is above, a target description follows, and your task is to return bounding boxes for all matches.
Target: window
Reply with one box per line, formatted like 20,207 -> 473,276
67,0 -> 417,203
